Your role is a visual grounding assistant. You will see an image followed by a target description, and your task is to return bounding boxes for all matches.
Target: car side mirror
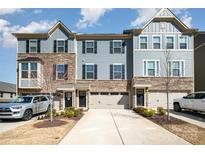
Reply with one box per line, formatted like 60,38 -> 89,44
33,100 -> 38,103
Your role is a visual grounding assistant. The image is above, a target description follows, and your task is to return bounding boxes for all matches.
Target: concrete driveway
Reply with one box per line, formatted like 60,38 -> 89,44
60,109 -> 189,145
0,117 -> 37,133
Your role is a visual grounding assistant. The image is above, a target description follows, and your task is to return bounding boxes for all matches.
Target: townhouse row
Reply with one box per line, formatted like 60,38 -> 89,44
13,8 -> 196,109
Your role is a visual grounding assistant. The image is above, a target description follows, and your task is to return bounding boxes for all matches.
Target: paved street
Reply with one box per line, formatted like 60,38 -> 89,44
60,109 -> 189,145
170,110 -> 205,129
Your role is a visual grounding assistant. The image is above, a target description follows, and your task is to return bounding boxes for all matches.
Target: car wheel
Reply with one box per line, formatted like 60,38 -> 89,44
22,109 -> 33,121
174,103 -> 181,112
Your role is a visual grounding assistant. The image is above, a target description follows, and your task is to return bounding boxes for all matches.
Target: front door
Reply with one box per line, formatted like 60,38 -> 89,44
136,89 -> 144,106
65,92 -> 72,107
79,91 -> 86,107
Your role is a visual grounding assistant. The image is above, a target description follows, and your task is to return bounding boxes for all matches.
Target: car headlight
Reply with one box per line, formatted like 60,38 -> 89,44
11,106 -> 23,109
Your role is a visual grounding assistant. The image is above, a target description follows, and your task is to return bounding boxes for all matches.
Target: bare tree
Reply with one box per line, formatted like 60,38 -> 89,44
31,62 -> 54,123
163,48 -> 172,121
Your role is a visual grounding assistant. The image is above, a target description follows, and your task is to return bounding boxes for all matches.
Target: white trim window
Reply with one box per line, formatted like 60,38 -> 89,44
21,62 -> 39,79
139,36 -> 148,49
113,64 -> 122,79
166,36 -> 175,49
179,36 -> 188,49
57,40 -> 65,52
56,64 -> 65,80
168,60 -> 185,77
152,36 -> 161,49
30,62 -> 38,79
29,40 -> 37,53
113,40 -> 122,53
143,60 -> 160,77
86,64 -> 94,79
85,40 -> 94,53
21,63 -> 29,79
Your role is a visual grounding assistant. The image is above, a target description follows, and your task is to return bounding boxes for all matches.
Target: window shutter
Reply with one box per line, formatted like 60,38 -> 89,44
26,40 -> 29,53
122,64 -> 125,79
64,64 -> 68,80
82,41 -> 85,54
94,41 -> 97,54
82,64 -> 85,79
110,64 -> 113,79
122,41 -> 125,54
181,61 -> 185,77
37,40 -> 41,53
94,64 -> 97,79
110,40 -> 113,54
65,40 -> 68,53
53,40 -> 57,53
53,64 -> 56,80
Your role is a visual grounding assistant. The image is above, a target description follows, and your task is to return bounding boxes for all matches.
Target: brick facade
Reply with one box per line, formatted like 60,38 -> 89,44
17,53 -> 76,95
132,77 -> 193,93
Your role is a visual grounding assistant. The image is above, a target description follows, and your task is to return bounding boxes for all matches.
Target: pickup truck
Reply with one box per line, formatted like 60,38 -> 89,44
0,95 -> 51,121
173,92 -> 205,112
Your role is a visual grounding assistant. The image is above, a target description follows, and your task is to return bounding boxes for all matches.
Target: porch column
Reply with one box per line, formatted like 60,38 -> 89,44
145,88 -> 149,107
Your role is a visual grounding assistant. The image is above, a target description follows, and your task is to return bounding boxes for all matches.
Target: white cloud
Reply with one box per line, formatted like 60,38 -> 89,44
130,8 -> 159,27
0,8 -> 23,15
181,13 -> 192,28
0,19 -> 10,31
0,19 -> 56,48
33,9 -> 42,14
76,8 -> 112,29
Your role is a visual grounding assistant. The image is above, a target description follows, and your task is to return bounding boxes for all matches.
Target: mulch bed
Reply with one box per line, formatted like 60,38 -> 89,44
0,114 -> 84,145
147,115 -> 205,145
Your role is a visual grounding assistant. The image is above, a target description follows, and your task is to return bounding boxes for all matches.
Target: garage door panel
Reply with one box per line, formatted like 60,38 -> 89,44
89,93 -> 129,109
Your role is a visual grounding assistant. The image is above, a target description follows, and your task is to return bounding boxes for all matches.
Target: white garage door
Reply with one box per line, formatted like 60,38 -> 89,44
89,92 -> 129,109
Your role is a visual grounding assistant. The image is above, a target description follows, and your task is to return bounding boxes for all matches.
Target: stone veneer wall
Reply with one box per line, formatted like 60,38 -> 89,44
132,77 -> 194,93
17,53 -> 76,94
77,80 -> 131,92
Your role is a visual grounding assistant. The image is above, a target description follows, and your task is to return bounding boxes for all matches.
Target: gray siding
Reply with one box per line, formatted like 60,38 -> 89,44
134,51 -> 193,77
77,39 -> 132,80
133,20 -> 194,77
17,28 -> 74,53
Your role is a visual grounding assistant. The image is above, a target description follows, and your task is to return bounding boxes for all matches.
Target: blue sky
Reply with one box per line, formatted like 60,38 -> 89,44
0,8 -> 204,84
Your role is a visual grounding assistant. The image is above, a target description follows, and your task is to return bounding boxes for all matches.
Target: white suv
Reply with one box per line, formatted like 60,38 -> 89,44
173,92 -> 205,112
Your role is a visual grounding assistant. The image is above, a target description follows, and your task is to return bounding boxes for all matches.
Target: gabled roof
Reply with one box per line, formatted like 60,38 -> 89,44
12,21 -> 75,39
0,81 -> 16,93
132,8 -> 197,35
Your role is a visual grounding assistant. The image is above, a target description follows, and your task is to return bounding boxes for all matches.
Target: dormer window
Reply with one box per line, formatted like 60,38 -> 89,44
29,40 -> 37,53
57,40 -> 65,52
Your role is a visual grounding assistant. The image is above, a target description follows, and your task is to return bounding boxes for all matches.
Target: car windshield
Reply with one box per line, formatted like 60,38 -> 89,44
12,96 -> 33,103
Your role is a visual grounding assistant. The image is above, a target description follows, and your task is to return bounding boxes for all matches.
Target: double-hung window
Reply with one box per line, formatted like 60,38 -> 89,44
179,36 -> 188,49
168,61 -> 185,77
86,41 -> 94,53
86,64 -> 94,79
30,63 -> 38,79
153,36 -> 161,49
113,64 -> 122,79
21,63 -> 29,79
140,36 -> 148,49
56,64 -> 65,79
143,60 -> 160,77
166,36 -> 174,49
57,40 -> 65,52
29,40 -> 37,53
113,40 -> 122,53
